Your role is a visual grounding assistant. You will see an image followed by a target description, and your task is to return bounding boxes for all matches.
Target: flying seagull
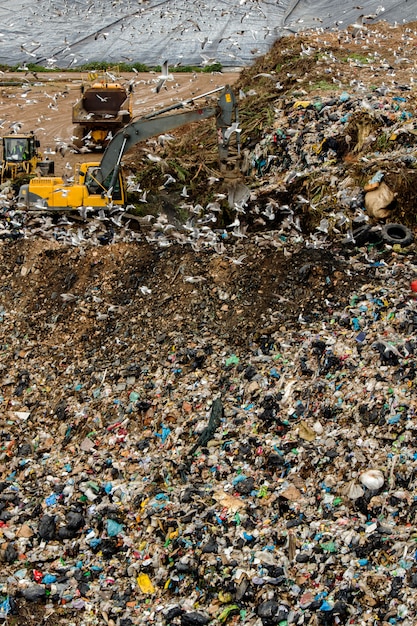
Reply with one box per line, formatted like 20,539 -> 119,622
155,60 -> 173,93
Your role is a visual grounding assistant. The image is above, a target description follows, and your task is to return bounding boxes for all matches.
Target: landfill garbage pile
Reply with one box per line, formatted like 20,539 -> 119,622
1,20 -> 417,626
137,19 -> 417,234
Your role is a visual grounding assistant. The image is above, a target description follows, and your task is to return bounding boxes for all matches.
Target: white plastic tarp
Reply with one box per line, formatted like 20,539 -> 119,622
0,0 -> 415,69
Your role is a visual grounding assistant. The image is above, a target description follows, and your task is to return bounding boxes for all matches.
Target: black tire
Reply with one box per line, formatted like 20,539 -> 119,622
381,223 -> 414,247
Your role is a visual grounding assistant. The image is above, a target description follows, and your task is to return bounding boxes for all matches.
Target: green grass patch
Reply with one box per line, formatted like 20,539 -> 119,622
343,53 -> 372,64
0,60 -> 223,74
15,63 -> 57,73
308,80 -> 334,91
167,161 -> 189,183
77,61 -> 150,72
374,132 -> 390,151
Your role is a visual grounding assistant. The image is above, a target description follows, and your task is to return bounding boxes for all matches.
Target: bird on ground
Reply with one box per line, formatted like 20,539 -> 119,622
213,241 -> 226,254
197,213 -> 217,224
231,225 -> 248,239
253,73 -> 275,79
234,201 -> 246,214
205,201 -> 221,213
57,216 -> 72,226
183,275 -> 206,283
162,174 -> 176,187
110,212 -> 124,227
262,205 -> 275,221
158,133 -> 175,146
300,43 -> 315,56
226,217 -> 240,229
97,209 -> 109,221
60,293 -> 78,302
77,206 -> 95,220
146,153 -> 162,162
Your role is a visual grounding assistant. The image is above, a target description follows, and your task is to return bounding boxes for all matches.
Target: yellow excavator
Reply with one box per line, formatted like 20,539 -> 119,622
18,86 -> 241,211
1,132 -> 53,184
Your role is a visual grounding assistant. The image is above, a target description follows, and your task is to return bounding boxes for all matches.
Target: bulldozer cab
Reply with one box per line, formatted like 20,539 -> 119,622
3,135 -> 38,162
1,133 -> 42,183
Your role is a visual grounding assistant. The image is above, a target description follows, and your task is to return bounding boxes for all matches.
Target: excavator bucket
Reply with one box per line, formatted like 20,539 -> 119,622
226,178 -> 251,208
215,86 -> 249,207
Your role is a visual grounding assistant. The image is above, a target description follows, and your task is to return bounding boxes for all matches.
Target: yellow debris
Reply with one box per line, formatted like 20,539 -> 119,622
137,573 -> 155,594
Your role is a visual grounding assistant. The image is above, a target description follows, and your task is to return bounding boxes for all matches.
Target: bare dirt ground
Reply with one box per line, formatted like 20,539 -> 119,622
0,70 -> 240,177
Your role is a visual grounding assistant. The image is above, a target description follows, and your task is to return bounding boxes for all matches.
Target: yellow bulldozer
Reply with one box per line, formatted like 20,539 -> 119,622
0,132 -> 54,184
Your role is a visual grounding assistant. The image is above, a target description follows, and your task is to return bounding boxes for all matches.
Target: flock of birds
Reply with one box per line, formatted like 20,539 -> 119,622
0,190 -> 271,271
1,4 -> 417,263
1,0 -> 287,70
2,1 -> 415,72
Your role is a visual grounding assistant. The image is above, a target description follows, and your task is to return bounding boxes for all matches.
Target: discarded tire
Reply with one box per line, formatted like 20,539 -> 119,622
381,223 -> 414,246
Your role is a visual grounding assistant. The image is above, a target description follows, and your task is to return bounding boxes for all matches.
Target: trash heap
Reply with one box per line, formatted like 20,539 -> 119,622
145,19 -> 417,235
0,19 -> 417,626
236,87 -> 417,232
0,226 -> 416,626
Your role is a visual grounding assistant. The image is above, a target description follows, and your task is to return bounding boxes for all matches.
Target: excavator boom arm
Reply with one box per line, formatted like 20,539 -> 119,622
18,86 -> 239,210
100,106 -> 215,182
99,85 -> 237,183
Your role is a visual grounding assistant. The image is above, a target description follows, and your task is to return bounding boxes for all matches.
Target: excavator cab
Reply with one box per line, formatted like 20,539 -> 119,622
84,166 -> 122,200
